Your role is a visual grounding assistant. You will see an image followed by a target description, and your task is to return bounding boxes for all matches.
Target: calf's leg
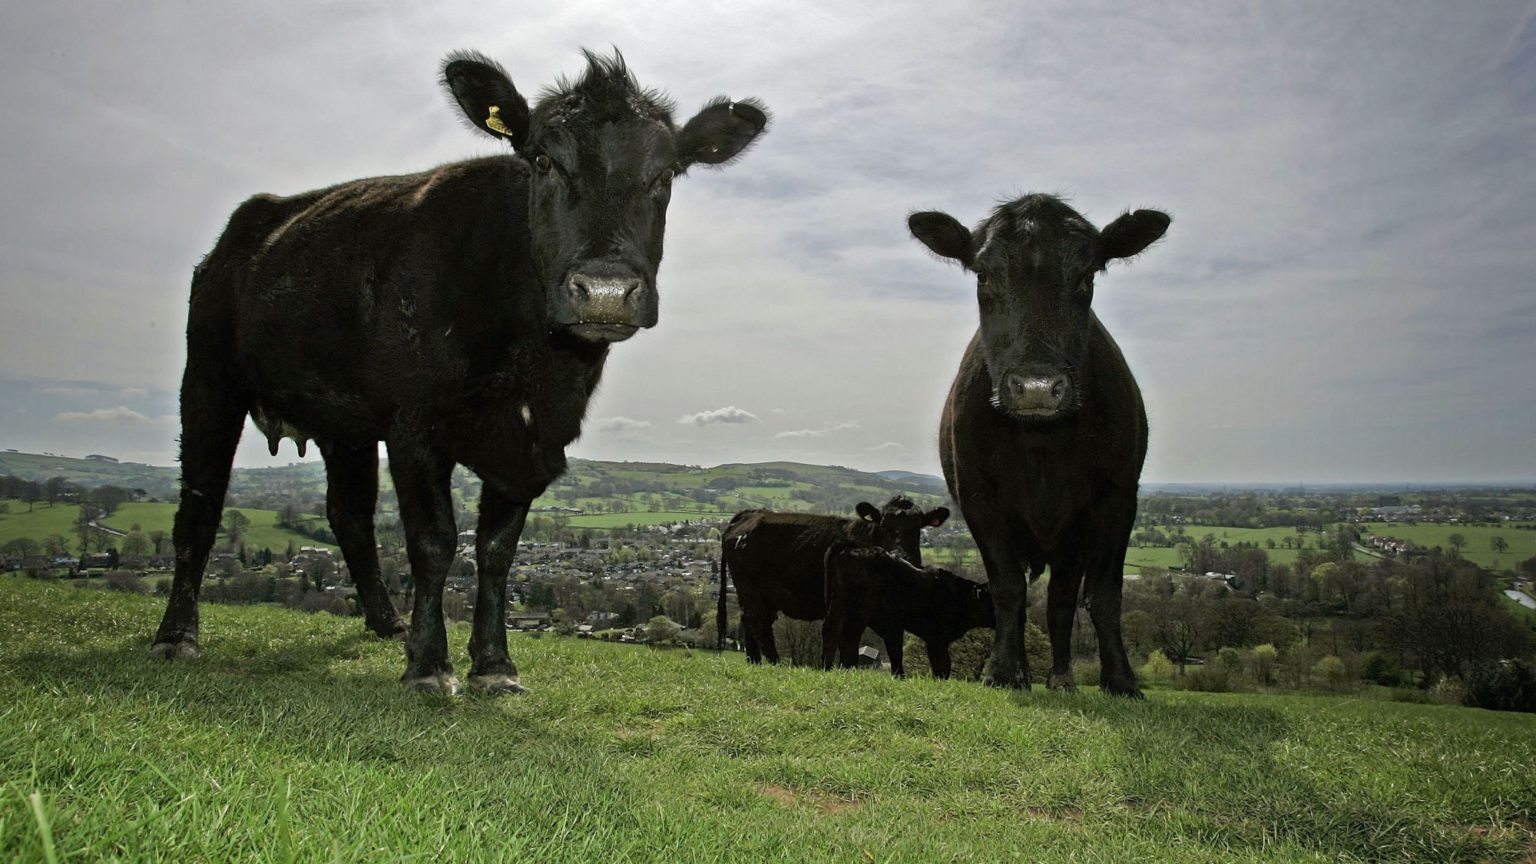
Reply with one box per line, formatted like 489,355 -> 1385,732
468,485 -> 529,694
150,356 -> 246,659
320,440 -> 407,640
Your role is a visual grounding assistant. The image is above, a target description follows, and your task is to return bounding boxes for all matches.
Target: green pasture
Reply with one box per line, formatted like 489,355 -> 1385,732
0,499 -> 333,556
1,578 -> 1534,863
1358,522 -> 1536,570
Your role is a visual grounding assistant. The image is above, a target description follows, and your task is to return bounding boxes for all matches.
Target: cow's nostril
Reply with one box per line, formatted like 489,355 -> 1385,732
1051,377 -> 1068,399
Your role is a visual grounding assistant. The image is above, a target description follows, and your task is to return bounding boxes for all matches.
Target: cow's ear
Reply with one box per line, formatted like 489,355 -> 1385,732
677,97 -> 769,167
855,502 -> 882,523
908,211 -> 975,269
1099,209 -> 1170,265
925,507 -> 951,528
443,51 -> 529,150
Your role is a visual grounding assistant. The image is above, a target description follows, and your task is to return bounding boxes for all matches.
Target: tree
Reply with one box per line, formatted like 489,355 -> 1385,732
1490,536 -> 1509,555
642,615 -> 682,645
1,538 -> 41,558
1249,644 -> 1279,686
75,505 -> 104,554
92,485 -> 132,517
224,510 -> 251,548
1447,533 -> 1467,555
120,528 -> 153,567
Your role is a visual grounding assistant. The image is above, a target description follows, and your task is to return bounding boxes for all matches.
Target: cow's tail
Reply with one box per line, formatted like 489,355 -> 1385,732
716,546 -> 729,653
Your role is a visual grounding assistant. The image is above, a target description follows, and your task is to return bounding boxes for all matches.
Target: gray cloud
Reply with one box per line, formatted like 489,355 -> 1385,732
594,417 -> 655,439
774,421 -> 861,439
678,407 -> 760,426
54,406 -> 175,425
3,2 -> 1534,483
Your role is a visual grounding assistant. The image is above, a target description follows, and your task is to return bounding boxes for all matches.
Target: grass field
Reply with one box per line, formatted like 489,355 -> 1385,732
0,499 -> 333,555
1,578 -> 1533,863
1358,523 -> 1536,571
562,510 -> 724,529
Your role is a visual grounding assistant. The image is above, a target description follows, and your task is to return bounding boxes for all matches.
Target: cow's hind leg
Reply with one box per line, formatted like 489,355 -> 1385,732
389,443 -> 459,694
1045,562 -> 1084,692
321,440 -> 407,640
151,356 -> 246,658
467,486 -> 528,694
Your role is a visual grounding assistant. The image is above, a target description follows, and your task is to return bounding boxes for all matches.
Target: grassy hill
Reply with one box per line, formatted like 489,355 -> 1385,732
0,500 -> 333,556
2,578 -> 1533,862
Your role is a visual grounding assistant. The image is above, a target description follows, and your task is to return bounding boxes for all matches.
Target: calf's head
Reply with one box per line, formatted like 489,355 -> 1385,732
909,195 -> 1168,420
855,495 -> 950,562
444,50 -> 768,343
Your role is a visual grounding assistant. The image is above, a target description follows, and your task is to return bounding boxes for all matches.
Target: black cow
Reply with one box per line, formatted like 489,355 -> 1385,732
149,50 -> 768,694
909,194 -> 1169,697
821,542 -> 994,678
717,496 -> 950,663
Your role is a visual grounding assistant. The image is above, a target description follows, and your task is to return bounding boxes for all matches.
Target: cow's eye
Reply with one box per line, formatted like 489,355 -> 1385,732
533,154 -> 553,174
652,168 -> 675,190
976,272 -> 989,287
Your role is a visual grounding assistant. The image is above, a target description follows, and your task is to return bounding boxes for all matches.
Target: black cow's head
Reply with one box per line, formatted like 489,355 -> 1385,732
854,495 -> 950,562
909,195 -> 1169,421
444,49 -> 768,343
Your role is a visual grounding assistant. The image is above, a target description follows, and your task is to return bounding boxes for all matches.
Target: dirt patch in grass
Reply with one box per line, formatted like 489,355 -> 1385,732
760,784 -> 864,816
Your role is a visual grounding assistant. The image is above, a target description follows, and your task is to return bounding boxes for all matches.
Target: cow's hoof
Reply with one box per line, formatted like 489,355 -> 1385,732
468,673 -> 527,695
1047,673 -> 1077,692
402,673 -> 459,695
1103,685 -> 1145,700
984,674 -> 1031,690
149,639 -> 201,660
369,619 -> 409,641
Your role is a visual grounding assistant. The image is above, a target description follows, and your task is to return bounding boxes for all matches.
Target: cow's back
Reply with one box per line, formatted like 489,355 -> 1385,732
193,156 -> 540,446
723,510 -> 861,621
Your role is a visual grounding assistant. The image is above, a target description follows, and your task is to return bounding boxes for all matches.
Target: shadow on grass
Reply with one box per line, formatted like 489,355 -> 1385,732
1011,689 -> 1514,863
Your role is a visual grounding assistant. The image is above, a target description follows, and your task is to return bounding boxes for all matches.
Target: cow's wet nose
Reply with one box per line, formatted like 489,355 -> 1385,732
566,272 -> 649,325
1003,372 -> 1071,414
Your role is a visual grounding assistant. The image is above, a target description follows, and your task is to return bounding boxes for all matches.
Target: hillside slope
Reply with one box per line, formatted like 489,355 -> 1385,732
1,579 -> 1533,863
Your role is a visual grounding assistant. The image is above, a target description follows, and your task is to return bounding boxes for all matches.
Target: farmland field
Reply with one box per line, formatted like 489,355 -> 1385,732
2,578 -> 1534,863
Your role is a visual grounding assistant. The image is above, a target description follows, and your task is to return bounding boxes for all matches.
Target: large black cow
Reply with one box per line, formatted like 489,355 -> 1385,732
821,542 -> 994,678
908,194 -> 1169,697
717,497 -> 949,663
149,50 -> 768,694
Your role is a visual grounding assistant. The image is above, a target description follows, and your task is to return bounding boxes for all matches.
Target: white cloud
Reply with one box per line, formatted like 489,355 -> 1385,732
677,406 -> 759,426
594,416 -> 655,438
774,421 -> 861,439
868,441 -> 905,452
54,406 -> 175,425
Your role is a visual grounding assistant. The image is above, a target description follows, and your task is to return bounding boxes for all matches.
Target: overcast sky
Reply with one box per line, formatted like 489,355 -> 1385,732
2,1 -> 1533,484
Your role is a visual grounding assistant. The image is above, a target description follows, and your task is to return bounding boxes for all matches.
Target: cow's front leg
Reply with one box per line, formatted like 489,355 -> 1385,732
468,485 -> 529,694
389,445 -> 459,694
975,533 -> 1032,689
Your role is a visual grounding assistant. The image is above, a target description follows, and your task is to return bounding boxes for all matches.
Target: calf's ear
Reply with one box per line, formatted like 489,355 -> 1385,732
443,51 -> 530,150
678,97 -> 769,167
908,211 -> 975,268
855,502 -> 882,524
1099,209 -> 1170,265
925,507 -> 951,528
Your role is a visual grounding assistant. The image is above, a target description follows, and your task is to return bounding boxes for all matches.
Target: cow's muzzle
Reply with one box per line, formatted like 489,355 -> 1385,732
555,269 -> 657,343
997,370 -> 1073,418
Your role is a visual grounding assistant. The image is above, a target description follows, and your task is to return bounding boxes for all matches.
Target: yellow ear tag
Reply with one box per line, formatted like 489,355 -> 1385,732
486,105 -> 514,136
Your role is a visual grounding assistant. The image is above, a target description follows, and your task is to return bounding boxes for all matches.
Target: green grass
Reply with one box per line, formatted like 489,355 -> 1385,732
1359,523 -> 1536,570
2,579 -> 1534,863
563,510 -> 723,529
0,500 -> 332,556
0,501 -> 82,549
